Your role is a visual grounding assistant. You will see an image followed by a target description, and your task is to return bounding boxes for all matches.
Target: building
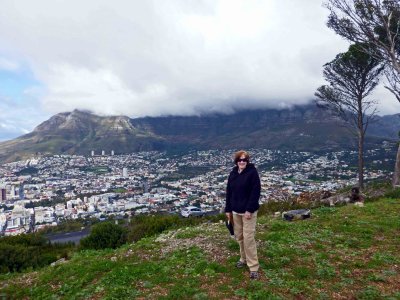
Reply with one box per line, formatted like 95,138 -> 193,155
19,184 -> 24,200
10,185 -> 15,198
34,207 -> 55,224
143,181 -> 149,193
54,204 -> 66,217
122,168 -> 128,177
1,188 -> 6,201
0,213 -> 7,232
5,205 -> 32,236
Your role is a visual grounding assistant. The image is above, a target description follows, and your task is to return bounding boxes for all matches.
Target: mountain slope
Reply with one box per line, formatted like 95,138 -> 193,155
0,110 -> 167,162
0,106 -> 398,163
369,113 -> 400,138
1,197 -> 399,299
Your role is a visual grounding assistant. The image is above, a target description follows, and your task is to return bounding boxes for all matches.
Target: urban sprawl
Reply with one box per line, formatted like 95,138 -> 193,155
0,143 -> 395,236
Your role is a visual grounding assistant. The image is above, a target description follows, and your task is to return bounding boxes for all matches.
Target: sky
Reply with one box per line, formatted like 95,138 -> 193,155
0,0 -> 399,141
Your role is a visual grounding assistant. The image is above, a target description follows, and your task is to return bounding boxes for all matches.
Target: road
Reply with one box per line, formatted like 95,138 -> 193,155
46,229 -> 90,245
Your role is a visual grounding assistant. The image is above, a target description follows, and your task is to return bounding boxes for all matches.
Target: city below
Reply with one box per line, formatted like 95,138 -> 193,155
0,142 -> 396,237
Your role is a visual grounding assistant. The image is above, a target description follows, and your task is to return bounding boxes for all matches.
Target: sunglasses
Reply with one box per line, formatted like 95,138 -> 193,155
237,158 -> 248,163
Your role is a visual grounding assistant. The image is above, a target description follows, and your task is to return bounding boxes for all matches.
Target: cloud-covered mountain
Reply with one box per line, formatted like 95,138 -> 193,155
0,105 -> 398,163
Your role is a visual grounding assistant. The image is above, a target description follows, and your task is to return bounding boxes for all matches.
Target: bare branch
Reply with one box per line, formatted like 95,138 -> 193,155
325,0 -> 400,102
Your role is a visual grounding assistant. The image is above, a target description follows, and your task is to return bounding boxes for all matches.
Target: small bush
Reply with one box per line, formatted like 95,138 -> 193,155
384,188 -> 400,199
127,215 -> 181,242
258,200 -> 316,217
258,201 -> 292,216
1,233 -> 47,247
80,222 -> 127,250
0,233 -> 72,273
126,213 -> 225,242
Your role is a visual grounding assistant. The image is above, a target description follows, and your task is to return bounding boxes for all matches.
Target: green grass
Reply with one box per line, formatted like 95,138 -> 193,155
1,197 -> 400,299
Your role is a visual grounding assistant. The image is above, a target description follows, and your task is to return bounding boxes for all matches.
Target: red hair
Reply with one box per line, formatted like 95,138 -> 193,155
234,150 -> 250,164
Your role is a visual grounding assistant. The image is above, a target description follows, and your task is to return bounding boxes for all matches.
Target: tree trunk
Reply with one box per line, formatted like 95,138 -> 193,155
393,143 -> 400,187
358,132 -> 364,190
358,101 -> 364,190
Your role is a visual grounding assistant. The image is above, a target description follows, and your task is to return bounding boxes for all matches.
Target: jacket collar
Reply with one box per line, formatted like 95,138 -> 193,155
232,163 -> 255,175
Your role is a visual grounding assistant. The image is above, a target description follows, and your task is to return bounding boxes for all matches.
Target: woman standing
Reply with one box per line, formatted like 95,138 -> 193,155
225,150 -> 261,280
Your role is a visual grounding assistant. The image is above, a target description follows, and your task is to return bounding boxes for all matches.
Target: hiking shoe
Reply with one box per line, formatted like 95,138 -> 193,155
236,261 -> 246,268
250,271 -> 259,280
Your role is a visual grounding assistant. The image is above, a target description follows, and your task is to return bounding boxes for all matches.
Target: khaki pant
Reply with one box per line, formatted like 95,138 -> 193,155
233,211 -> 259,272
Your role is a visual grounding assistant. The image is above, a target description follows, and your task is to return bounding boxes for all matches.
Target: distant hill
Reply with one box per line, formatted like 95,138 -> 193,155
0,105 -> 398,163
369,113 -> 400,138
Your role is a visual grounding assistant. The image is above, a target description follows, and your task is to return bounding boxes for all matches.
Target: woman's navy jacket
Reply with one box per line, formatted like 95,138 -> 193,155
225,163 -> 261,214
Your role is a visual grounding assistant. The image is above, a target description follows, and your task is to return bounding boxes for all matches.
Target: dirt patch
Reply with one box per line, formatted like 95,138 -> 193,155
3,271 -> 39,288
156,223 -> 233,263
199,273 -> 247,299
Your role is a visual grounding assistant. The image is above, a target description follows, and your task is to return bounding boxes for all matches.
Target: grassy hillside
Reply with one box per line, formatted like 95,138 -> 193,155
1,197 -> 400,299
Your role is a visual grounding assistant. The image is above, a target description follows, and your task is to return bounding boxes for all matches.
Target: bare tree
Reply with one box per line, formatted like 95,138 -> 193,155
325,0 -> 400,186
316,44 -> 383,189
270,187 -> 293,203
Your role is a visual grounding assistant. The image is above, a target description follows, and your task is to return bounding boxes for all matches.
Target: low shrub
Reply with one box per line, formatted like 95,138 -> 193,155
127,213 -> 225,242
80,222 -> 127,250
258,200 -> 318,217
128,215 -> 180,242
384,187 -> 400,199
0,233 -> 72,273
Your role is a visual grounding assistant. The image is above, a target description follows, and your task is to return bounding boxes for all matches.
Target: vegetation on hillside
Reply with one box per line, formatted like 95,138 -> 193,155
0,234 -> 73,274
80,222 -> 127,250
1,193 -> 399,299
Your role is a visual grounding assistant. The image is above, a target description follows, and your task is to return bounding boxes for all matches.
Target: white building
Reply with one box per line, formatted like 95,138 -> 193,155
34,207 -> 55,224
5,205 -> 32,235
54,204 -> 66,217
0,213 -> 8,232
122,168 -> 128,177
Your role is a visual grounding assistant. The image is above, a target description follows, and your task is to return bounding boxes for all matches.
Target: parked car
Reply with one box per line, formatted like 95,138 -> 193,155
180,206 -> 205,218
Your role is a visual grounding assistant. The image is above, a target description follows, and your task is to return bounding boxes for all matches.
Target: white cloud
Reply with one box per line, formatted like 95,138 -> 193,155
0,57 -> 19,72
371,83 -> 400,115
0,94 -> 49,141
0,0 -> 398,122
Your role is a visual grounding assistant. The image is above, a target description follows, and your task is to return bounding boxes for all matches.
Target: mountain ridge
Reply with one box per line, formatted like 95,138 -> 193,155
0,105 -> 398,163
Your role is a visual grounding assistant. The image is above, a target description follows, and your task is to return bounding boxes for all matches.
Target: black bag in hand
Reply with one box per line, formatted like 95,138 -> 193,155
225,219 -> 234,236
